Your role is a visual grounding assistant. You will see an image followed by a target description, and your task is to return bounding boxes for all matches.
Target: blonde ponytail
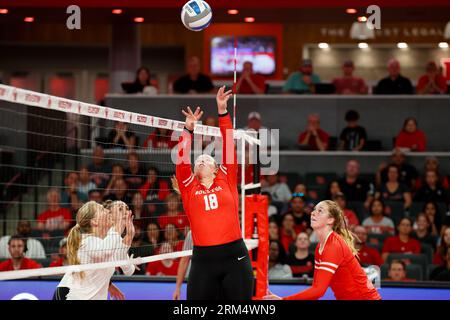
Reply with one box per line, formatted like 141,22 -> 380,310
67,201 -> 98,278
323,200 -> 358,256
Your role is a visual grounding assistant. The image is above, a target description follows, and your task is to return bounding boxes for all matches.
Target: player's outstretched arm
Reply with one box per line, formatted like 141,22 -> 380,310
176,106 -> 203,190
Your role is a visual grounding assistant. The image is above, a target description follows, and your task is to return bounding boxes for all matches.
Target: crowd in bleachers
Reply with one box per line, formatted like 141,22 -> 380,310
124,56 -> 448,95
263,150 -> 450,282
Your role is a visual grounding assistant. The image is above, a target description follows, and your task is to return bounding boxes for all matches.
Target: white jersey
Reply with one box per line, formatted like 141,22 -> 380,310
58,228 -> 134,300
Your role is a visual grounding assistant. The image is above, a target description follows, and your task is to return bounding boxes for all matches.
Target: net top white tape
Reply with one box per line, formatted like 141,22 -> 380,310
0,239 -> 258,281
0,84 -> 260,145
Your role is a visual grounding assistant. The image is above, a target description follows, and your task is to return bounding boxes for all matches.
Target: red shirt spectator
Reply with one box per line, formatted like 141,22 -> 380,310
37,208 -> 72,231
280,228 -> 296,253
416,62 -> 448,95
143,129 -> 178,149
332,60 -> 368,95
298,114 -> 329,151
382,236 -> 421,255
158,214 -> 189,232
139,167 -> 170,202
146,259 -> 180,276
0,257 -> 41,271
236,61 -> 266,94
343,209 -> 360,228
395,117 -> 426,152
49,258 -> 65,267
358,245 -> 383,266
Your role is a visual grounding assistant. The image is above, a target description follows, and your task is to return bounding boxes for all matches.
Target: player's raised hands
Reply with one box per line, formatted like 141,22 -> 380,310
216,85 -> 233,114
182,106 -> 203,131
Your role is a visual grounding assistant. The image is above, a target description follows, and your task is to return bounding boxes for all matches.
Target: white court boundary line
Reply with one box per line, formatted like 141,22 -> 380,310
0,239 -> 258,281
0,84 -> 260,146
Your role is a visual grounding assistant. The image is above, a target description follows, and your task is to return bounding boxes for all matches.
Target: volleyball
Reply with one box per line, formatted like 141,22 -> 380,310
181,0 -> 212,32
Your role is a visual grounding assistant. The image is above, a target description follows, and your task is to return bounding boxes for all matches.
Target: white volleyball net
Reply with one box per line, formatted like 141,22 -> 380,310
0,84 -> 260,281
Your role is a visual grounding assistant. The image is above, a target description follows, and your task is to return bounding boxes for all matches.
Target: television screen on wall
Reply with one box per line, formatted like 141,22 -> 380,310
210,36 -> 276,76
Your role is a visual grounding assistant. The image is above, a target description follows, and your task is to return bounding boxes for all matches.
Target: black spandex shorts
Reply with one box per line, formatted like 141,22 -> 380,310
187,238 -> 254,300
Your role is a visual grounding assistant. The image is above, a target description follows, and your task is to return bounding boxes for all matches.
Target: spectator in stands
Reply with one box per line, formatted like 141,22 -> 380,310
103,178 -> 132,206
333,192 -> 360,230
37,188 -> 72,231
87,189 -> 103,203
362,199 -> 395,235
414,170 -> 449,203
130,192 -> 145,221
139,167 -> 170,203
129,220 -> 153,259
433,226 -> 450,265
280,213 -> 297,253
286,232 -> 315,278
411,213 -> 438,250
422,201 -> 442,237
163,223 -> 184,252
143,128 -> 178,149
382,217 -> 421,262
416,156 -> 449,190
269,219 -> 280,241
144,222 -> 162,254
262,192 -> 279,218
123,66 -> 157,94
107,121 -> 137,150
292,183 -> 315,211
158,193 -> 189,236
374,58 -> 413,94
298,114 -> 329,151
375,164 -> 412,210
416,61 -> 448,95
49,238 -> 68,267
284,195 -> 311,235
124,152 -> 146,195
0,220 -> 46,259
384,260 -> 413,282
126,221 -> 148,275
236,61 -> 266,94
354,226 -> 383,266
61,171 -> 87,212
338,110 -> 367,151
376,148 -> 418,190
262,172 -> 292,203
430,246 -> 450,281
173,56 -> 214,94
77,166 -> 96,199
325,180 -> 342,200
103,164 -> 125,197
338,159 -> 374,208
146,242 -> 179,276
283,59 -> 320,94
0,235 -> 42,271
268,240 -> 293,279
243,111 -> 275,149
88,146 -> 111,189
332,60 -> 368,95
395,117 -> 426,152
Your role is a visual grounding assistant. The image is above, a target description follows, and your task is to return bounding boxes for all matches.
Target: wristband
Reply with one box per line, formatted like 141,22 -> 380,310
184,126 -> 194,134
218,112 -> 229,117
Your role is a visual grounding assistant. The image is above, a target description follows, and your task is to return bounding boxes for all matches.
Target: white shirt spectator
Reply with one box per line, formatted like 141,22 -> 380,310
362,216 -> 395,235
0,236 -> 46,259
269,263 -> 293,279
262,183 -> 292,203
58,228 -> 134,300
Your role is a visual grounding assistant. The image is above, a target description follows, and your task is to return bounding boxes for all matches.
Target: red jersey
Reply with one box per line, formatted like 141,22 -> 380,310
358,244 -> 383,266
416,74 -> 447,94
139,180 -> 170,202
395,130 -> 426,151
49,258 -> 65,267
146,259 -> 179,276
280,229 -> 296,253
37,208 -> 72,230
237,74 -> 266,94
343,209 -> 359,228
176,113 -> 242,246
158,213 -> 190,232
382,236 -> 421,255
0,257 -> 42,271
298,129 -> 329,150
284,232 -> 381,300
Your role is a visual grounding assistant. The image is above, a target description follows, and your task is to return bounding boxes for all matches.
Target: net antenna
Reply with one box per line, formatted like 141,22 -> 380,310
233,36 -> 238,129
